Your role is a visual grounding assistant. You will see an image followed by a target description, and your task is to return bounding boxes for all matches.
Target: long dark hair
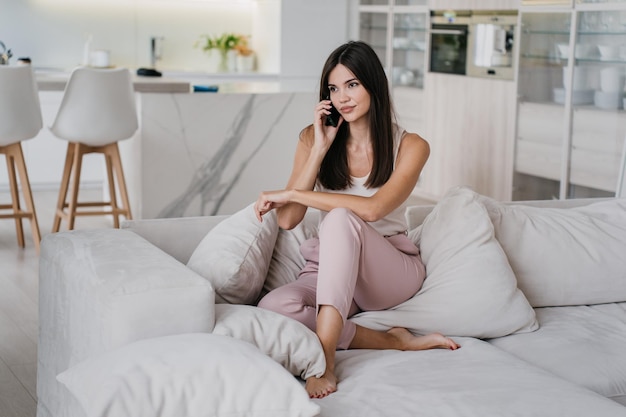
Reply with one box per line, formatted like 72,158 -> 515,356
318,40 -> 395,190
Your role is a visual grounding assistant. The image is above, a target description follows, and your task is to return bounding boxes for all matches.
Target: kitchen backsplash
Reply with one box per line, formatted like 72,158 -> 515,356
1,0 -> 276,73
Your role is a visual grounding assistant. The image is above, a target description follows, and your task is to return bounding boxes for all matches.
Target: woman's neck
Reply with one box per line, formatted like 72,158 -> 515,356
346,119 -> 370,147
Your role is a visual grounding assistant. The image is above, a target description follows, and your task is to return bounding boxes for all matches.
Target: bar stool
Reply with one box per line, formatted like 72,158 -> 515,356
0,65 -> 42,250
50,67 -> 138,232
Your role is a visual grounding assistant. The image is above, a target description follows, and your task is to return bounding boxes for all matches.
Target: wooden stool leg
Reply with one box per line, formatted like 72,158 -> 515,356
53,144 -> 75,233
104,147 -> 120,228
66,143 -> 84,231
109,143 -> 132,222
13,143 -> 41,251
5,147 -> 25,247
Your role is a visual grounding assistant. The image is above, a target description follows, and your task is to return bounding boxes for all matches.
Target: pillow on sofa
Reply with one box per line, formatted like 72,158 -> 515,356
56,333 -> 320,417
351,186 -> 538,338
264,209 -> 320,294
213,304 -> 325,379
187,203 -> 278,304
480,196 -> 626,307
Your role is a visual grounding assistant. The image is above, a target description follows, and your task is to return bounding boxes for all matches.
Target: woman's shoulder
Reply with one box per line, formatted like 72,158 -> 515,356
395,125 -> 428,151
397,129 -> 430,160
299,124 -> 315,147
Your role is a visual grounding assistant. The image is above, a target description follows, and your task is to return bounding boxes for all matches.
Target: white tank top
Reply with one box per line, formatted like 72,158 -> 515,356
316,125 -> 408,237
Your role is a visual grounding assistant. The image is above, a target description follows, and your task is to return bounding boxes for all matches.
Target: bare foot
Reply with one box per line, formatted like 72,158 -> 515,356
305,370 -> 337,399
387,327 -> 460,351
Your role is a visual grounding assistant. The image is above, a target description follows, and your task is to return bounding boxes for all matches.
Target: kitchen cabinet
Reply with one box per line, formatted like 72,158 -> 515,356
428,0 -> 519,9
358,0 -> 429,152
514,2 -> 626,200
421,73 -> 517,201
359,1 -> 428,89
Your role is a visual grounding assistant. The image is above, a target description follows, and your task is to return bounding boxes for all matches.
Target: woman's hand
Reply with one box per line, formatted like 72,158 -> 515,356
313,99 -> 343,154
254,189 -> 294,222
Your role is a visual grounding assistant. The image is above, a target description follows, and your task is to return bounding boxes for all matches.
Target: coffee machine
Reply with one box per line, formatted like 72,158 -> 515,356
466,11 -> 518,80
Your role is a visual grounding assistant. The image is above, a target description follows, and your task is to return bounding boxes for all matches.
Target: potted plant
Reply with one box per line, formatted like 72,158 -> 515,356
197,33 -> 248,72
234,35 -> 255,72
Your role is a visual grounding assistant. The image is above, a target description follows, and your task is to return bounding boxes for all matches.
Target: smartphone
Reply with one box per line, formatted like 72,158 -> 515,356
325,97 -> 341,127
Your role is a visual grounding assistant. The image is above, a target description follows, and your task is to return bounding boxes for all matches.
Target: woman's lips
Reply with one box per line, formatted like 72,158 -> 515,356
340,106 -> 354,114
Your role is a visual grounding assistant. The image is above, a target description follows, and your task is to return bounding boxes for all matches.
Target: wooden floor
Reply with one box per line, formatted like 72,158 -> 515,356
0,187 -> 110,417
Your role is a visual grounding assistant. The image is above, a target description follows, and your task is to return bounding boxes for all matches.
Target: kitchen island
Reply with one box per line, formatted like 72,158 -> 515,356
128,90 -> 314,218
0,68 -> 316,219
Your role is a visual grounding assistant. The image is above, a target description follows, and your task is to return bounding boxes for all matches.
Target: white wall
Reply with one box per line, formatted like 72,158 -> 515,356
1,0 -> 257,72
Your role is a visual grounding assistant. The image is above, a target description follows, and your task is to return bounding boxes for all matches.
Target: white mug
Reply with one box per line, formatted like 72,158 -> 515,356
90,49 -> 110,68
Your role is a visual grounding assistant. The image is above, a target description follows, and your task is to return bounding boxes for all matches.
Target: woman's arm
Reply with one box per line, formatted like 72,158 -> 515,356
293,133 -> 429,222
258,132 -> 429,225
256,100 -> 343,229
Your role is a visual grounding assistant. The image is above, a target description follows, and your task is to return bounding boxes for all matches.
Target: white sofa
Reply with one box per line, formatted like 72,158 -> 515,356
37,187 -> 626,417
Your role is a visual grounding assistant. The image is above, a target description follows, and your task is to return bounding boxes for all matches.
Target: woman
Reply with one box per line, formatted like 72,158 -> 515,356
255,41 -> 459,399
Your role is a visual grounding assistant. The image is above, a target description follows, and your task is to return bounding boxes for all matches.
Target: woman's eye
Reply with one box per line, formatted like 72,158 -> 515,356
349,82 -> 359,88
328,86 -> 337,93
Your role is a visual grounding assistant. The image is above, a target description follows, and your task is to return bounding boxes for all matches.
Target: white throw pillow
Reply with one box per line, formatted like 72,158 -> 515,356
56,333 -> 320,417
480,196 -> 626,307
213,304 -> 325,379
187,203 -> 278,304
264,209 -> 320,294
351,186 -> 538,338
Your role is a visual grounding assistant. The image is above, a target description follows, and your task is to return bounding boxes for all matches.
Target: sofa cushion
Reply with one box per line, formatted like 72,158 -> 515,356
187,203 -> 279,304
487,302 -> 626,406
264,209 -> 320,295
213,304 -> 325,379
38,229 -> 216,417
316,337 -> 626,417
481,196 -> 626,307
351,186 -> 538,338
57,333 -> 321,417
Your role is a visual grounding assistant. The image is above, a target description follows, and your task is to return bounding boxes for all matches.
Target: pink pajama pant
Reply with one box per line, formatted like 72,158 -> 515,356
257,207 -> 426,349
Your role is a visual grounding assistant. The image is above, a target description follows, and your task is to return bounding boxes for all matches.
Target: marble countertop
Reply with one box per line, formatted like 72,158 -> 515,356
35,69 -> 192,93
34,68 -> 318,94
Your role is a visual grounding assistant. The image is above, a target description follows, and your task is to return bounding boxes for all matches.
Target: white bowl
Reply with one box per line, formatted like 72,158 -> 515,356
600,66 -> 625,93
594,90 -> 624,110
598,45 -> 620,61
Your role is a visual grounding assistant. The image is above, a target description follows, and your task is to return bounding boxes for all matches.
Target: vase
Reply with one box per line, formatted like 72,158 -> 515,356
237,54 -> 255,72
205,49 -> 221,73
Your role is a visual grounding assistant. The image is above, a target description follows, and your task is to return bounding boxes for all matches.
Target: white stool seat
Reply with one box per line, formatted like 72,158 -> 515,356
0,65 -> 43,250
50,67 -> 138,231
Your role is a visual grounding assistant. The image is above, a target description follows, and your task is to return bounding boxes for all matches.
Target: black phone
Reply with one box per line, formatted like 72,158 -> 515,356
325,97 -> 341,127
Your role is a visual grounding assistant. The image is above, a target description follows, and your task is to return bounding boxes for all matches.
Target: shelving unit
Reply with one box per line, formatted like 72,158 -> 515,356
358,0 -> 429,178
514,0 -> 626,200
359,1 -> 428,89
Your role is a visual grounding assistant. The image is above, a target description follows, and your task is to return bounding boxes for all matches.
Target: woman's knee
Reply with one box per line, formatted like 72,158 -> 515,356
319,208 -> 362,236
257,284 -> 313,316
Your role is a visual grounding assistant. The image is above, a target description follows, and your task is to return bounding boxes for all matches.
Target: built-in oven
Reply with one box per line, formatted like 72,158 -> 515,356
429,10 -> 518,80
429,11 -> 470,76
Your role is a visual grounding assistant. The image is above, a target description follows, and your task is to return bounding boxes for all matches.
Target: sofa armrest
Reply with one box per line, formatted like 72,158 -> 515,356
37,228 -> 215,417
122,215 -> 228,264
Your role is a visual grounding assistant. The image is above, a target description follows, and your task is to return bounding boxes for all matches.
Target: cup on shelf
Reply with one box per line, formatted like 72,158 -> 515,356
600,66 -> 625,93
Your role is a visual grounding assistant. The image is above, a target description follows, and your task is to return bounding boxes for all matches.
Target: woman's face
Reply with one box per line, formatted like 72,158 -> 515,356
327,64 -> 370,125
